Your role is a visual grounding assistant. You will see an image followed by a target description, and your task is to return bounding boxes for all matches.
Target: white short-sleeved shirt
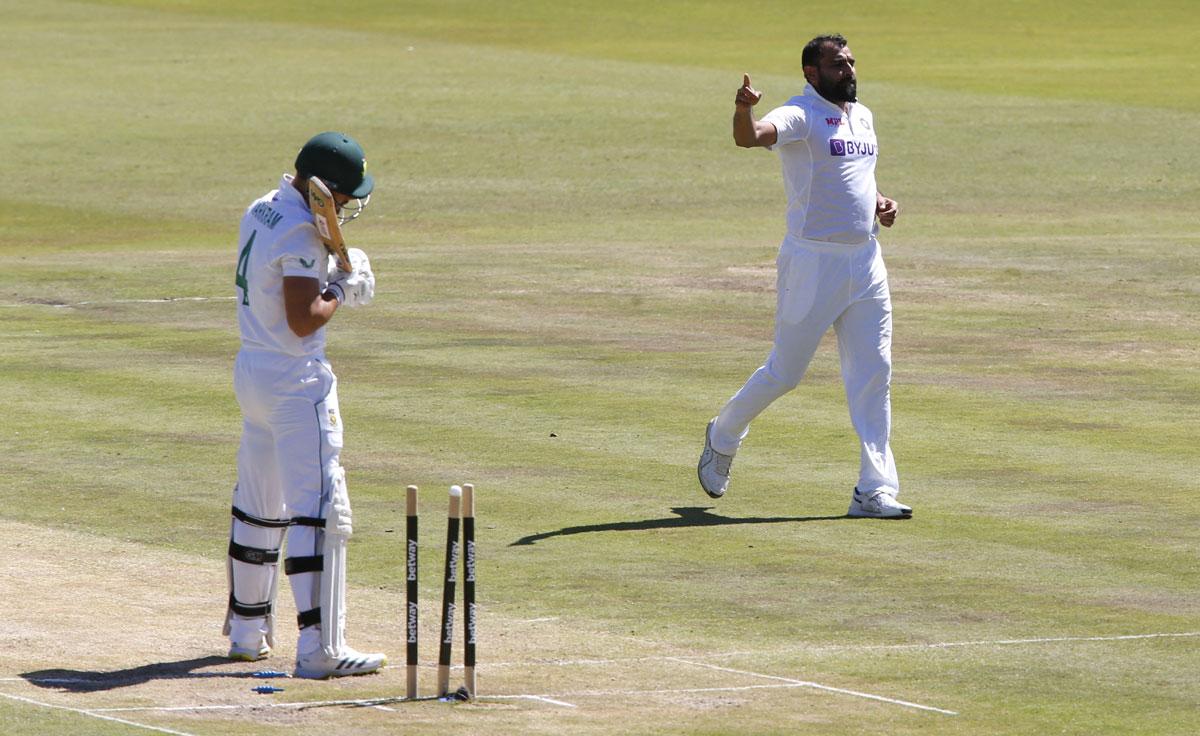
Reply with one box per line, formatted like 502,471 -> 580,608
761,84 -> 879,245
235,174 -> 330,357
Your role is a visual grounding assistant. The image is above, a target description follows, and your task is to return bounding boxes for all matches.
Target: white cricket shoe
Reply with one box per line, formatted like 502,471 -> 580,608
848,488 -> 912,519
227,642 -> 270,662
294,646 -> 387,679
697,419 -> 734,499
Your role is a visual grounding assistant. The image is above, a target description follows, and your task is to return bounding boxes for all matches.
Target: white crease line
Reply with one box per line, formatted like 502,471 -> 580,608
33,683 -> 945,715
4,631 -> 1192,717
0,691 -> 197,736
533,683 -> 807,698
484,654 -> 704,668
7,631 -> 1196,689
487,694 -> 577,708
92,704 -> 257,713
70,297 -> 236,306
90,698 -> 392,713
0,674 -> 271,685
696,631 -> 1200,660
0,296 -> 235,309
863,632 -> 1200,651
91,693 -> 578,711
481,631 -> 1200,668
669,659 -> 957,716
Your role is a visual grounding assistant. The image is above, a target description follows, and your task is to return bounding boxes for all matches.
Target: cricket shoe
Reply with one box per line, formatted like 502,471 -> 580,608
227,642 -> 271,662
294,646 -> 387,679
848,488 -> 912,519
697,419 -> 734,499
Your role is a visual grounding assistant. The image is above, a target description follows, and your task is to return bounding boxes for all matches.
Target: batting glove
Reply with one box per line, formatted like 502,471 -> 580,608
328,269 -> 374,308
327,248 -> 375,307
327,248 -> 372,276
347,247 -> 370,273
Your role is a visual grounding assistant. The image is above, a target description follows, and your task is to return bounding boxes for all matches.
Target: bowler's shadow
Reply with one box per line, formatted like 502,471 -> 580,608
23,656 -> 258,693
511,505 -> 847,546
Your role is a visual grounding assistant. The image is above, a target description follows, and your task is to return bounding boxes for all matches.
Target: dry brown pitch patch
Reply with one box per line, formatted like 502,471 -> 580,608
8,521 -> 934,735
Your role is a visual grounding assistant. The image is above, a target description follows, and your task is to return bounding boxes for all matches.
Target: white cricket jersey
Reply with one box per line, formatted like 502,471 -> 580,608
235,174 -> 329,357
761,84 -> 879,245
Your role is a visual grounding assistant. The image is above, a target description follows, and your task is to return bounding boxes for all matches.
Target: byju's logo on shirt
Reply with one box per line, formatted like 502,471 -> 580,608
829,139 -> 876,157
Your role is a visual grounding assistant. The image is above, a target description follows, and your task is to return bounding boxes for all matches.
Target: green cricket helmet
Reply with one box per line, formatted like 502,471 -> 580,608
294,131 -> 374,199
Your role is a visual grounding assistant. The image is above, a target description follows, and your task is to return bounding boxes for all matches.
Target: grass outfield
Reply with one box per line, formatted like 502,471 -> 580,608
2,1 -> 1198,734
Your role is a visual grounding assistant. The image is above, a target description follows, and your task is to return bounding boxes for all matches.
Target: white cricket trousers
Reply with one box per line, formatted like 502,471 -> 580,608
229,349 -> 343,648
711,235 -> 899,494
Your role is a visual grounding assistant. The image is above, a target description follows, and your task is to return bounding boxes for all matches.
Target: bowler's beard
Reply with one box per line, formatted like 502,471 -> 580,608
817,75 -> 857,104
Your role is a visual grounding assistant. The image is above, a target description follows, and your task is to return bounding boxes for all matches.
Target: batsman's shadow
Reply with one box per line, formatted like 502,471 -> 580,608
22,656 -> 264,693
510,505 -> 848,546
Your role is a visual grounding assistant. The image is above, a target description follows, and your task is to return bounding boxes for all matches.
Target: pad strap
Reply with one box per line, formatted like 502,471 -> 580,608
229,593 -> 272,618
228,540 -> 280,565
231,505 -> 291,529
290,516 -> 324,528
297,607 -> 321,629
285,555 -> 323,575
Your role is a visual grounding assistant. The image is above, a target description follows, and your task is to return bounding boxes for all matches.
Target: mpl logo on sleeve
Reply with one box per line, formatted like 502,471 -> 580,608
829,138 -> 876,157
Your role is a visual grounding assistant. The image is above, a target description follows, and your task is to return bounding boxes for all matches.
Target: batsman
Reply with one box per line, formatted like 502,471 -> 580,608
224,131 -> 386,677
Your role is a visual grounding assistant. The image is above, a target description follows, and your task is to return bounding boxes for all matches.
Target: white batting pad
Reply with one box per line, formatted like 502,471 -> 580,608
320,466 -> 353,658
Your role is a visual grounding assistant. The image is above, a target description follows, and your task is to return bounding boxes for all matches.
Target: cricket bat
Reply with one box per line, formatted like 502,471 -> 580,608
307,176 -> 353,273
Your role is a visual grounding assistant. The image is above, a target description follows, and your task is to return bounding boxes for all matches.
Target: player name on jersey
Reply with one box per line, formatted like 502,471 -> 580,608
250,202 -> 284,230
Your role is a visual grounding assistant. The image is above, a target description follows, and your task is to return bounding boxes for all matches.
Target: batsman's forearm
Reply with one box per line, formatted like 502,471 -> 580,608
283,275 -> 338,337
287,294 -> 338,337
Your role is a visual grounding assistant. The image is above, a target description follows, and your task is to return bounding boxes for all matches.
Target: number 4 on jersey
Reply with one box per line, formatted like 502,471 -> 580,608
236,231 -> 256,305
